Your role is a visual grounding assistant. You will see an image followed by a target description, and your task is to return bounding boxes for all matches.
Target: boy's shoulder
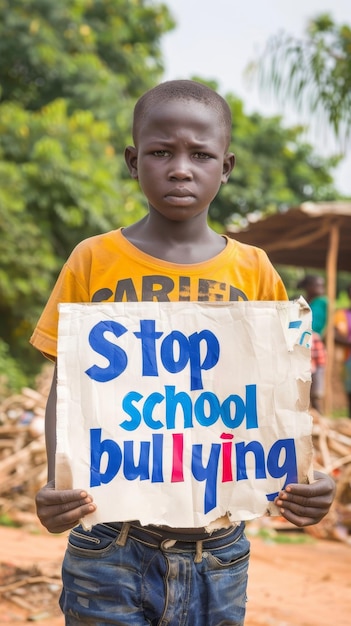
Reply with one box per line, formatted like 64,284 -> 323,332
225,236 -> 271,261
65,229 -> 126,274
73,228 -> 121,252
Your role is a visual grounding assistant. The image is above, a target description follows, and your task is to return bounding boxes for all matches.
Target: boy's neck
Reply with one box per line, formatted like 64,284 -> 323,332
123,214 -> 226,264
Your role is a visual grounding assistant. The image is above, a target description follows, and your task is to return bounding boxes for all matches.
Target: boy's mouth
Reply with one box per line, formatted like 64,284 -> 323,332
165,187 -> 195,199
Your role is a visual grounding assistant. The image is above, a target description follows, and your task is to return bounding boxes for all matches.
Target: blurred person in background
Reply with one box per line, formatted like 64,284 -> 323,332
334,284 -> 351,418
298,275 -> 328,413
298,275 -> 328,337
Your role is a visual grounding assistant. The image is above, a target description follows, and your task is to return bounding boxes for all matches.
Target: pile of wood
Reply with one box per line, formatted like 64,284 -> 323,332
304,410 -> 351,543
258,411 -> 351,543
0,560 -> 62,622
0,367 -> 350,541
0,364 -> 53,525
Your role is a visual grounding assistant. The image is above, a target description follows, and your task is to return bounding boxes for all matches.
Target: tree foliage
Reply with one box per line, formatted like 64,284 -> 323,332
0,0 -> 174,383
247,13 -> 351,146
0,0 -> 172,110
211,94 -> 339,227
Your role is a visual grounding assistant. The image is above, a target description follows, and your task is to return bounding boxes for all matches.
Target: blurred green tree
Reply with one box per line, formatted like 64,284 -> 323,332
246,13 -> 351,145
0,0 -> 174,385
211,94 -> 340,227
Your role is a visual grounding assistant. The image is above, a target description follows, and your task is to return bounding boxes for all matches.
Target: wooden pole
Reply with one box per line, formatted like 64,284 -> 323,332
324,221 -> 340,416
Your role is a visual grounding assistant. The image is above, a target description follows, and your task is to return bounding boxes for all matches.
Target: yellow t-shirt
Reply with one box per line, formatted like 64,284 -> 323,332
30,228 -> 288,358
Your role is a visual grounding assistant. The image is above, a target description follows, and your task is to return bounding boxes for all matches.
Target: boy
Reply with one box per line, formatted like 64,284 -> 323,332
31,80 -> 335,626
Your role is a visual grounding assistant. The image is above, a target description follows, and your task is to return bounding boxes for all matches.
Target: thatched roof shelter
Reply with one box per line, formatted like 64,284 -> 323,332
226,202 -> 351,272
226,202 -> 351,414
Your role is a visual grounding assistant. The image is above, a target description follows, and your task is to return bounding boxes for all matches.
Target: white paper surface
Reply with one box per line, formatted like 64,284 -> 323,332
56,299 -> 313,528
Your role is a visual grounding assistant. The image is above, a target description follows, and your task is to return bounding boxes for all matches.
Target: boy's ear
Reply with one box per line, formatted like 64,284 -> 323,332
125,146 -> 138,179
221,152 -> 235,184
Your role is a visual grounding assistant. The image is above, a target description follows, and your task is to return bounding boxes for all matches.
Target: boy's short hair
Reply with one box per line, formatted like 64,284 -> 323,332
132,80 -> 232,148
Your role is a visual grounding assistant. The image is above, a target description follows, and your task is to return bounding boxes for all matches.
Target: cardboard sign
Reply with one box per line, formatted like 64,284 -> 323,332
56,299 -> 314,528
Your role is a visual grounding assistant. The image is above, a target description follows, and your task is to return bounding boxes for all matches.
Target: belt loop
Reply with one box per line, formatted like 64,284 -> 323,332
162,539 -> 177,549
194,540 -> 203,563
116,522 -> 131,546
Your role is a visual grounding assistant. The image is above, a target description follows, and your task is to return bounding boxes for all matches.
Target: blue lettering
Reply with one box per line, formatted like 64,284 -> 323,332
85,321 -> 128,383
120,385 -> 259,432
192,443 -> 221,514
160,329 -> 220,391
235,440 -> 267,481
161,331 -> 191,374
151,434 -> 164,482
165,386 -> 193,429
123,440 -> 150,480
188,330 -> 220,391
221,385 -> 258,429
194,392 -> 220,426
133,320 -> 163,376
267,438 -> 298,486
90,428 -> 122,486
143,392 -> 164,429
85,319 -> 220,389
121,391 -> 143,430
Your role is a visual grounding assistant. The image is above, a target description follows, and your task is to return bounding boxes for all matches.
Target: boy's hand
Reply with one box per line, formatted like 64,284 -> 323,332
274,470 -> 336,527
36,480 -> 96,534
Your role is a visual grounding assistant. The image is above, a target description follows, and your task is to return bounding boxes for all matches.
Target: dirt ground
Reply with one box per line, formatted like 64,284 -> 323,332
0,524 -> 350,626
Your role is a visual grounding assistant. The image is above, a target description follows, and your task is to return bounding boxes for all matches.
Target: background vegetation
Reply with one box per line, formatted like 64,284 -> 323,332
0,1 -> 349,395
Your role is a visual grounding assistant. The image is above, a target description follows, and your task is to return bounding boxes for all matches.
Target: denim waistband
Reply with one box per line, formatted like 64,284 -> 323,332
102,521 -> 244,555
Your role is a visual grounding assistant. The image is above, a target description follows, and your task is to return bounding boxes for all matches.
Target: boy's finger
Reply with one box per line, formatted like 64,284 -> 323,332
37,487 -> 93,504
37,501 -> 96,533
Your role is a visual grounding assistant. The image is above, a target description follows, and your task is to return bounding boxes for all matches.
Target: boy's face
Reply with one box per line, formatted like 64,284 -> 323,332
125,99 -> 234,223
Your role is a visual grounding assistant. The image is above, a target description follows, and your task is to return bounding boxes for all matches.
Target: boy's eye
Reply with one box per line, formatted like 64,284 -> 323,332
152,150 -> 169,157
194,152 -> 211,159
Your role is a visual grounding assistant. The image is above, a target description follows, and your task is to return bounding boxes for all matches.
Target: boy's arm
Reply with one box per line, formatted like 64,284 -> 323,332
35,363 -> 96,534
274,471 -> 335,527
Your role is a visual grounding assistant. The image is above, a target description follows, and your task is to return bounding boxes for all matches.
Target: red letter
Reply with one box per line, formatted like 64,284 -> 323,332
220,433 -> 234,482
171,433 -> 184,482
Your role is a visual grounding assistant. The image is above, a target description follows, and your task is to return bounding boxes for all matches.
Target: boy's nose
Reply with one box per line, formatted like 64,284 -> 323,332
168,156 -> 193,180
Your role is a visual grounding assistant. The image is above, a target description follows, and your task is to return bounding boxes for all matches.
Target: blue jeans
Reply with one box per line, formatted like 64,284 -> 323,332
60,521 -> 250,625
